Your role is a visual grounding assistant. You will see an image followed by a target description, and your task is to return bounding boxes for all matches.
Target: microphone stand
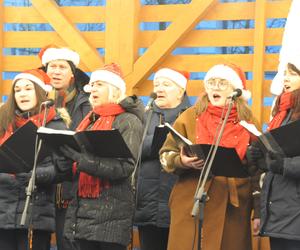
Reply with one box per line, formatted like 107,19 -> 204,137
20,104 -> 50,248
191,97 -> 236,250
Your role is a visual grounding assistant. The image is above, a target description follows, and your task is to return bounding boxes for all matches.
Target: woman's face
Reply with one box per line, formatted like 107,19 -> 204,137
205,78 -> 234,107
47,59 -> 74,91
283,66 -> 300,93
153,77 -> 183,109
14,79 -> 37,112
88,80 -> 110,108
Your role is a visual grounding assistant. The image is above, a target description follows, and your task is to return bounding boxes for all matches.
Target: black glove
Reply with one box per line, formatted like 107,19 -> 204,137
53,152 -> 73,172
266,150 -> 284,174
246,145 -> 263,165
60,145 -> 98,174
35,164 -> 56,184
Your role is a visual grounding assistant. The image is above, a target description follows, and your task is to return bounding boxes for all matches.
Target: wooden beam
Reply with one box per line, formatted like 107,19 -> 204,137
0,0 -> 4,101
126,0 -> 218,92
252,0 -> 266,127
105,0 -> 140,94
30,0 -> 103,71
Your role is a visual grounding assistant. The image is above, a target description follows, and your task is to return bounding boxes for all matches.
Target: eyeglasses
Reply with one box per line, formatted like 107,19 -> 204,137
205,78 -> 229,91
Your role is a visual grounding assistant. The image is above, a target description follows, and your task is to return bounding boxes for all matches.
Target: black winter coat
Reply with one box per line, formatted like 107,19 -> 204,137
134,94 -> 191,227
0,113 -> 68,232
64,96 -> 144,246
58,90 -> 91,202
260,115 -> 300,240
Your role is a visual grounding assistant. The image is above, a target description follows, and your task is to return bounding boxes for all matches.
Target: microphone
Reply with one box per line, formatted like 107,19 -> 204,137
227,89 -> 242,99
145,92 -> 158,111
41,99 -> 55,107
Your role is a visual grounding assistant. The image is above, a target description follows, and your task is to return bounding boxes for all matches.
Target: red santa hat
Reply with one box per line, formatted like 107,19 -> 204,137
12,69 -> 53,92
39,45 -> 80,67
84,63 -> 126,95
204,63 -> 251,101
153,68 -> 189,89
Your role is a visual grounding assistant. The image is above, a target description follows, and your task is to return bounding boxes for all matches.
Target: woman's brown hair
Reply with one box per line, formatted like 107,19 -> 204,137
0,80 -> 48,136
272,63 -> 300,121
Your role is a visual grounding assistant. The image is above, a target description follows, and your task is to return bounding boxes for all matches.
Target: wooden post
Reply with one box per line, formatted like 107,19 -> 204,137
0,0 -> 4,101
30,0 -> 104,71
105,0 -> 140,94
126,0 -> 218,92
252,0 -> 266,127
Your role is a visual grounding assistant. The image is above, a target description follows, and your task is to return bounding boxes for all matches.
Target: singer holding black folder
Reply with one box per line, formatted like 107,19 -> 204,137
249,59 -> 300,250
39,45 -> 91,250
134,68 -> 191,250
160,64 -> 260,250
58,63 -> 143,250
0,69 -> 70,250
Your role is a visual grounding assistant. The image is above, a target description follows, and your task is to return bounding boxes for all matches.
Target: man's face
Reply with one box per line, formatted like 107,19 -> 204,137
46,60 -> 74,91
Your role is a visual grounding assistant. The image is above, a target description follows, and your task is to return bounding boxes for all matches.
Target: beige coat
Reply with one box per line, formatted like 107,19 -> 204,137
160,105 -> 257,250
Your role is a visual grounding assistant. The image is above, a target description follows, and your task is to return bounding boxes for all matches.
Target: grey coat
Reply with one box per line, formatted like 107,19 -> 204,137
260,116 -> 300,240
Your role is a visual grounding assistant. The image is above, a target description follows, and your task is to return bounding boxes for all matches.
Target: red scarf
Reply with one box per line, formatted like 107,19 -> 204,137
75,103 -> 125,198
268,92 -> 292,130
196,103 -> 250,160
0,106 -> 57,145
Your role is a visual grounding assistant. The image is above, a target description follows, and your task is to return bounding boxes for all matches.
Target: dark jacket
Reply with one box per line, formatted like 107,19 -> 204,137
134,94 -> 191,227
64,96 -> 144,246
60,79 -> 91,202
260,114 -> 300,240
0,112 -> 68,232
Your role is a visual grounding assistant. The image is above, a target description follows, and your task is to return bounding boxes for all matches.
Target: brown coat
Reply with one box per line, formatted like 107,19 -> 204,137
160,105 -> 256,250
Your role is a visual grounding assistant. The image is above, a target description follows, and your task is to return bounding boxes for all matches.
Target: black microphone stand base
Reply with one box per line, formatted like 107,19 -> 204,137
196,192 -> 207,250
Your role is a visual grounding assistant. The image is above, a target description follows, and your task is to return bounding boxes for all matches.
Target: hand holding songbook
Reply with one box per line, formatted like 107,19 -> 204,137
60,145 -> 98,175
180,148 -> 204,170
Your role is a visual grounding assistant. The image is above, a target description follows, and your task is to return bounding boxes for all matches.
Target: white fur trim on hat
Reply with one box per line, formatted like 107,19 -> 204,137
204,64 -> 251,100
154,68 -> 187,89
85,70 -> 126,95
13,73 -> 52,92
42,48 -> 80,67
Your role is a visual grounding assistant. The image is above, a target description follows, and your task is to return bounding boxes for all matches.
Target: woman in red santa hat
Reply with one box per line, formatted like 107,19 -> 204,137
249,57 -> 300,250
58,63 -> 144,250
159,63 -> 260,250
134,68 -> 191,250
0,69 -> 71,250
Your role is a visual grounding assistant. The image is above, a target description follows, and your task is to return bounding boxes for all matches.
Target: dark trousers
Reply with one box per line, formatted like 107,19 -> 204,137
79,240 -> 126,250
56,206 -> 80,250
0,229 -> 28,250
270,237 -> 300,250
138,225 -> 169,250
32,230 -> 51,250
0,229 -> 50,250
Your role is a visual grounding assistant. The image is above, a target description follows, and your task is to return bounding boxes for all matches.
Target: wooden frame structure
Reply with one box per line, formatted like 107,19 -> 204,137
0,0 -> 292,126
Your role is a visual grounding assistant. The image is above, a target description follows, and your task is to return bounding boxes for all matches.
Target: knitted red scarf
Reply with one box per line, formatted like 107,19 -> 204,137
196,103 -> 250,160
0,106 -> 57,145
268,92 -> 293,130
75,103 -> 125,198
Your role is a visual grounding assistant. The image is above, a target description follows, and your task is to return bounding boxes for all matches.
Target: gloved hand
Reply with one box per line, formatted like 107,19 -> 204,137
266,150 -> 284,175
246,145 -> 264,165
53,152 -> 73,172
59,145 -> 98,174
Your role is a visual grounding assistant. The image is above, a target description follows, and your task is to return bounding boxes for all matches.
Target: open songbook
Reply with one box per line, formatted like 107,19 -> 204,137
256,119 -> 300,157
0,121 -> 42,173
37,127 -> 133,158
163,122 -> 248,178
